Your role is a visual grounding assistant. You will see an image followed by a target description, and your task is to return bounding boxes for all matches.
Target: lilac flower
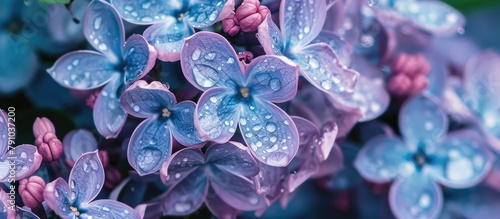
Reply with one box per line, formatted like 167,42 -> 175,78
257,0 -> 359,97
43,151 -> 140,219
160,141 -> 268,216
180,31 -> 300,167
47,0 -> 157,138
62,129 -> 98,166
119,80 -> 205,175
444,51 -> 500,151
354,94 -> 493,218
0,110 -> 42,182
111,0 -> 234,61
369,0 -> 465,36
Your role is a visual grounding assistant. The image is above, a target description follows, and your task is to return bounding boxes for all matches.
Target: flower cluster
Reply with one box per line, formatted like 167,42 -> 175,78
1,0 -> 500,218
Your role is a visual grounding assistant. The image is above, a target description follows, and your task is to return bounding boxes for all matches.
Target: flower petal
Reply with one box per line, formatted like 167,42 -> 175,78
312,31 -> 353,67
187,0 -> 234,28
169,101 -> 206,146
0,145 -> 42,181
464,51 -> 500,113
181,31 -> 244,91
206,142 -> 260,177
123,34 -> 157,84
93,74 -> 127,138
63,130 -> 98,166
69,151 -> 104,204
120,80 -> 176,118
16,206 -> 40,219
428,130 -> 493,188
257,14 -> 285,55
294,43 -> 359,96
43,178 -> 73,218
0,109 -> 7,155
160,148 -> 205,186
280,0 -> 326,47
395,1 -> 464,36
195,87 -> 241,143
143,19 -> 195,62
83,0 -> 125,64
240,100 -> 299,167
389,173 -> 443,219
110,0 -> 179,24
205,187 -> 240,219
245,55 -> 299,103
291,116 -> 319,146
163,168 -> 208,215
80,199 -> 140,219
128,117 -> 172,176
211,171 -> 268,211
47,51 -> 117,90
341,76 -> 390,122
354,137 -> 411,183
399,94 -> 448,150
0,190 -> 14,219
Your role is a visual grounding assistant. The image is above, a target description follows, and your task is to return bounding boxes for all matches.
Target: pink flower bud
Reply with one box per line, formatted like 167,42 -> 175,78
235,0 -> 270,32
86,90 -> 100,109
104,167 -> 122,189
98,150 -> 109,168
33,117 -> 55,137
222,12 -> 240,36
388,53 -> 430,96
19,176 -> 46,208
35,133 -> 63,162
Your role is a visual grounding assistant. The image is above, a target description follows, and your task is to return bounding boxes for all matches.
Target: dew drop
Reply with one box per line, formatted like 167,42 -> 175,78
133,105 -> 140,112
265,123 -> 277,132
175,173 -> 181,179
419,193 -> 431,208
204,52 -> 216,60
269,79 -> 281,91
210,96 -> 217,103
174,202 -> 192,213
226,57 -> 234,63
248,195 -> 259,205
309,57 -> 319,69
20,152 -> 27,159
321,80 -> 332,90
94,17 -> 102,30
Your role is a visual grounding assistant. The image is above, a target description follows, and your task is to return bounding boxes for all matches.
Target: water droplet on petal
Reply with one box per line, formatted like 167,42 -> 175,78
321,80 -> 332,90
94,17 -> 102,30
265,122 -> 277,132
174,202 -> 192,213
20,152 -> 27,159
204,52 -> 216,60
419,193 -> 431,208
269,79 -> 281,91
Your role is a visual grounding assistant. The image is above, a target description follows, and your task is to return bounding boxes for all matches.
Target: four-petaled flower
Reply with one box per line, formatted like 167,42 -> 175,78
111,0 -> 234,61
181,31 -> 300,167
44,151 -> 140,219
257,0 -> 359,98
47,0 -> 157,138
160,141 -> 268,216
120,80 -> 205,175
354,94 -> 493,219
0,109 -> 42,182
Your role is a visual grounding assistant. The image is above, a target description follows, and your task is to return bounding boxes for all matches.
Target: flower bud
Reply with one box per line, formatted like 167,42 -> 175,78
388,53 -> 430,96
235,0 -> 270,32
35,133 -> 63,162
98,150 -> 109,168
222,12 -> 240,36
33,117 -> 55,137
19,176 -> 46,208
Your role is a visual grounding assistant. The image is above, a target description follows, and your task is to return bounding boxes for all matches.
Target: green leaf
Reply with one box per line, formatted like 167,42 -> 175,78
36,0 -> 70,4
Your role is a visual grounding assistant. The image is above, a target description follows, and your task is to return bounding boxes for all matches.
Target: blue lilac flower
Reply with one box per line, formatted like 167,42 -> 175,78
180,31 -> 300,167
257,0 -> 359,98
47,0 -> 157,138
43,151 -> 140,219
119,80 -> 205,175
0,109 -> 42,182
160,141 -> 268,216
354,94 -> 493,218
111,0 -> 234,61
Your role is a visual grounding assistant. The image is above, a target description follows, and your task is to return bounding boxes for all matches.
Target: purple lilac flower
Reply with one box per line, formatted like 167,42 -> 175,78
43,151 -> 140,218
119,80 -> 205,175
110,0 -> 234,61
0,109 -> 42,182
1,189 -> 41,219
47,0 -> 157,138
181,31 -> 300,167
160,141 -> 268,216
369,0 -> 465,36
257,0 -> 359,98
444,51 -> 500,151
354,94 -> 493,218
